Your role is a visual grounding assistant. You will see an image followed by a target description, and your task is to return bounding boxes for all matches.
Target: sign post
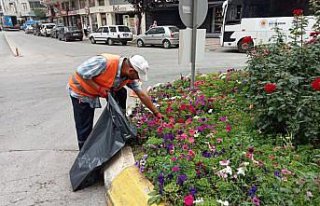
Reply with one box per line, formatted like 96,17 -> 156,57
179,0 -> 208,89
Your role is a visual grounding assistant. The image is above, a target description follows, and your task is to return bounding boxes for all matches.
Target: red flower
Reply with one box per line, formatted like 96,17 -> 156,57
184,194 -> 194,206
293,9 -> 303,16
242,36 -> 253,44
311,77 -> 320,91
264,83 -> 277,93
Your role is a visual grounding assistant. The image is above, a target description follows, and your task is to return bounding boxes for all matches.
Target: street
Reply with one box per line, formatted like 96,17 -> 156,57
0,31 -> 247,206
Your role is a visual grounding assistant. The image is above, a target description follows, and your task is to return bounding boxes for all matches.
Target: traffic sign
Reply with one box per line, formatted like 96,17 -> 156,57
179,0 -> 208,28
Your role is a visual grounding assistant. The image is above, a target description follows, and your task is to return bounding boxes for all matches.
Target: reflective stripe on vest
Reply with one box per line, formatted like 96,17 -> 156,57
68,53 -> 134,97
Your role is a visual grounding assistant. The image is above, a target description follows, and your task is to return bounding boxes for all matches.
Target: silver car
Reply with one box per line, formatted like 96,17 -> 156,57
136,26 -> 179,49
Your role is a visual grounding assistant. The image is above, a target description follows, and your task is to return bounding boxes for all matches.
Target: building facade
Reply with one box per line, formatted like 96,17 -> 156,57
0,0 -> 46,29
45,0 -> 144,34
145,0 -> 225,37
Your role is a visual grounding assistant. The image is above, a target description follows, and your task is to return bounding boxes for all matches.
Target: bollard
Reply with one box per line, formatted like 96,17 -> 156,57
15,47 -> 19,56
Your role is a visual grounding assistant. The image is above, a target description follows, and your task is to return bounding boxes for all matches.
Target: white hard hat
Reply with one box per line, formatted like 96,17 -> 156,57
129,55 -> 149,81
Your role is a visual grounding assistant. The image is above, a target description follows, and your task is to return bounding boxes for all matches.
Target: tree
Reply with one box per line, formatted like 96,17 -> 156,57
125,0 -> 178,34
33,8 -> 47,20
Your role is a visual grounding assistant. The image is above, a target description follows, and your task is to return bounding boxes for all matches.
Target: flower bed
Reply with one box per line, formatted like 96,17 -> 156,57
129,72 -> 320,206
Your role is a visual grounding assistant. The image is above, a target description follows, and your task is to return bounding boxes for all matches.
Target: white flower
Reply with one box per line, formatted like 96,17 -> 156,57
208,109 -> 213,114
193,115 -> 200,120
194,132 -> 200,138
217,166 -> 233,179
240,162 -> 250,167
307,191 -> 313,198
218,73 -> 227,79
194,198 -> 204,204
237,167 -> 246,176
217,199 -> 229,206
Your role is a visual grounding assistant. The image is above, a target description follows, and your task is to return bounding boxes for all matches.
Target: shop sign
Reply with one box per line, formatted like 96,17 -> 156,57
113,5 -> 127,12
61,10 -> 67,15
68,10 -> 77,15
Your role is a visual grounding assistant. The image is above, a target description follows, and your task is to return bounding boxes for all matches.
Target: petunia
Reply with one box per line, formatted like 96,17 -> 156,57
188,137 -> 195,144
208,109 -> 213,114
217,199 -> 229,206
177,174 -> 188,186
217,138 -> 223,143
311,77 -> 320,91
202,151 -> 212,158
281,168 -> 292,176
248,185 -> 257,197
188,149 -> 196,158
237,167 -> 246,176
219,160 -> 230,166
264,83 -> 277,93
172,166 -> 180,172
184,194 -> 194,206
252,196 -> 260,206
226,124 -> 232,132
219,116 -> 227,122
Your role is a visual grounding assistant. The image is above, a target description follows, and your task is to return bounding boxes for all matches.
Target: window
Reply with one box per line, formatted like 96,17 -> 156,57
146,28 -> 156,35
96,28 -> 103,32
155,27 -> 165,34
22,3 -> 27,11
103,27 -> 109,33
118,26 -> 130,32
79,0 -> 86,9
98,0 -> 105,6
89,0 -> 95,7
109,27 -> 116,32
169,26 -> 179,33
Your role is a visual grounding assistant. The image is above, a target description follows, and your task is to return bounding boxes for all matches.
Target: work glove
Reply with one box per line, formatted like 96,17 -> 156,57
98,87 -> 108,98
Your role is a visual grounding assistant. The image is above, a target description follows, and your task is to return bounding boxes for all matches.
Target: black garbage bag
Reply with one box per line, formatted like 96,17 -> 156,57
69,94 -> 137,191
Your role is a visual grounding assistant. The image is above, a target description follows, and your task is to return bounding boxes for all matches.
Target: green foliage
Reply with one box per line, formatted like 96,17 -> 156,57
33,8 -> 46,19
245,14 -> 320,144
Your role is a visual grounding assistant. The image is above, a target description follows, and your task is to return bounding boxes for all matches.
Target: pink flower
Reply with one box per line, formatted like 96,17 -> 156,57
189,129 -> 196,136
252,196 -> 260,206
219,160 -> 230,166
188,137 -> 195,144
281,168 -> 292,176
182,144 -> 189,150
171,157 -> 177,162
184,194 -> 194,206
188,149 -> 195,158
226,124 -> 232,132
180,133 -> 188,140
172,166 -> 180,172
217,138 -> 223,143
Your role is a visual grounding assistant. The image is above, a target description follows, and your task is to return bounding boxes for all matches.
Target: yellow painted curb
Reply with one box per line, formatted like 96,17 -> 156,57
106,166 -> 164,206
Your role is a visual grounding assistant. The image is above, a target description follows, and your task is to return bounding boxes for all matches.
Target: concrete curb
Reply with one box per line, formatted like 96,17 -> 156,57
3,32 -> 21,57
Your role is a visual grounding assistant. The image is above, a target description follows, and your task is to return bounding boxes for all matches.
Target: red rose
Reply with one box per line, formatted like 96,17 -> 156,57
242,36 -> 253,44
293,9 -> 303,16
311,77 -> 320,91
184,194 -> 194,206
264,83 -> 277,93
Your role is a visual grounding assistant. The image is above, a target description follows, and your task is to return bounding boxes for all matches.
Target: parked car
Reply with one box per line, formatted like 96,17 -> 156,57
40,23 -> 56,37
88,25 -> 133,45
136,26 -> 179,49
58,26 -> 83,42
24,25 -> 34,34
51,25 -> 64,38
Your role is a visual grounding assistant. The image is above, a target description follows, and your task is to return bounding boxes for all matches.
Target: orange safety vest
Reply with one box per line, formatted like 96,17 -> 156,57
68,53 -> 132,98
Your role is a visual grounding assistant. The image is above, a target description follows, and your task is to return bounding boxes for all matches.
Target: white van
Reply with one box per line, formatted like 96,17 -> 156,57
88,25 -> 133,45
40,23 -> 56,37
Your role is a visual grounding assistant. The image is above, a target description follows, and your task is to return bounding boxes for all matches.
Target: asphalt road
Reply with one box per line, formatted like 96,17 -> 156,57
0,31 -> 247,206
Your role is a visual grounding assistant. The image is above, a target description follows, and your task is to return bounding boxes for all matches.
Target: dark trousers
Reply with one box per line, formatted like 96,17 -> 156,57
71,88 -> 127,150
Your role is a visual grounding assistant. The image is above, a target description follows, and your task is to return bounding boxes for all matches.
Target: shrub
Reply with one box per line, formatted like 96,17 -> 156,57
245,11 -> 320,145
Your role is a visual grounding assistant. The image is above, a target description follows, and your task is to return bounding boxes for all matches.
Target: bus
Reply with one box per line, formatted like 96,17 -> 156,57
2,15 -> 19,31
220,0 -> 316,52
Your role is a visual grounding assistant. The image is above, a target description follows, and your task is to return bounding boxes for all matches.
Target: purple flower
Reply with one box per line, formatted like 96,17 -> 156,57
164,133 -> 174,141
189,187 -> 197,196
219,116 -> 227,122
177,174 -> 188,186
178,130 -> 183,135
158,173 -> 165,186
248,185 -> 257,197
167,173 -> 173,180
274,170 -> 281,178
202,150 -> 212,158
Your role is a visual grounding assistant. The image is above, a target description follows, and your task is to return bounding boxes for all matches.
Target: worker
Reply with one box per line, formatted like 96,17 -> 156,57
67,53 -> 163,149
